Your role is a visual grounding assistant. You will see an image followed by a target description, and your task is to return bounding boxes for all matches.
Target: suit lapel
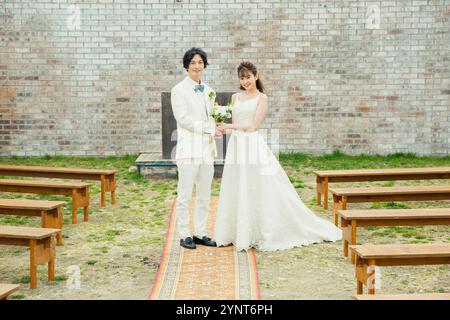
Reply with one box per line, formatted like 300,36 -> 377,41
183,78 -> 205,115
200,90 -> 211,118
203,86 -> 214,117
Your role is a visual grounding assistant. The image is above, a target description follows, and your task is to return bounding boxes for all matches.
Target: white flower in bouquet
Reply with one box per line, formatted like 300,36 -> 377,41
211,104 -> 232,122
209,92 -> 233,123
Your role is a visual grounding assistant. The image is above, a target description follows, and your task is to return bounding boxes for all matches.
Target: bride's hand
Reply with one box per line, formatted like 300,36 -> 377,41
217,123 -> 229,131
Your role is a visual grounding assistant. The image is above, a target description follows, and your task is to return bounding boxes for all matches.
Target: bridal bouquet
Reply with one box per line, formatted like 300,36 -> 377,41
209,92 -> 232,123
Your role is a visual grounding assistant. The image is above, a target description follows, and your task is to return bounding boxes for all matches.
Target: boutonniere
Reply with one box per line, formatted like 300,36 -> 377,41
208,91 -> 217,105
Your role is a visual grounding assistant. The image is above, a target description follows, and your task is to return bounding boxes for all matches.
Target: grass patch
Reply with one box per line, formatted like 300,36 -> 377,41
48,275 -> 68,285
384,202 -> 410,209
121,236 -> 163,248
405,239 -> 430,244
54,275 -> 67,282
0,215 -> 33,225
17,276 -> 30,284
104,229 -> 125,241
372,232 -> 387,237
400,233 -> 414,238
94,246 -> 110,254
309,151 -> 450,170
151,182 -> 175,192
279,152 -> 309,167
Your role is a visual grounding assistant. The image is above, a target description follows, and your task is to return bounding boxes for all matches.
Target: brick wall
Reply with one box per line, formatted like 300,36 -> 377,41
1,0 -> 449,156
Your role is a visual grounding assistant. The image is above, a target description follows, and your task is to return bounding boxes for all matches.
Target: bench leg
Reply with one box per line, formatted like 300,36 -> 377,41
57,207 -> 63,245
110,175 -> 116,205
41,209 -> 63,246
73,188 -> 90,223
316,177 -> 323,205
355,261 -> 368,295
356,261 -> 378,295
368,260 -> 376,294
29,237 -> 56,289
48,260 -> 55,282
323,178 -> 328,210
367,260 -> 376,294
341,218 -> 349,257
333,195 -> 345,226
316,183 -> 322,205
333,195 -> 339,226
84,187 -> 89,222
101,175 -> 106,207
72,189 -> 78,224
47,237 -> 55,282
71,205 -> 77,224
344,241 -> 348,257
351,221 -> 357,264
29,239 -> 38,289
337,195 -> 347,227
357,280 -> 364,295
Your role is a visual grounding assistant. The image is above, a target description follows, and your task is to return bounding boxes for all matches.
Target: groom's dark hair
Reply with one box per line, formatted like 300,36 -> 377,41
183,47 -> 209,70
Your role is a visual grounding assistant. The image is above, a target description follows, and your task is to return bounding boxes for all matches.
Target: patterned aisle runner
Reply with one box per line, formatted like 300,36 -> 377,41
149,197 -> 260,300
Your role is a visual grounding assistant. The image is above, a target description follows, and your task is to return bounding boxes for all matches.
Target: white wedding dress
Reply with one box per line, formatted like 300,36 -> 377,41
214,94 -> 342,251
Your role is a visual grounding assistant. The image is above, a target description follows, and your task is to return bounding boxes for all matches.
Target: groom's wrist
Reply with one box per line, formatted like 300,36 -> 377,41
202,121 -> 215,135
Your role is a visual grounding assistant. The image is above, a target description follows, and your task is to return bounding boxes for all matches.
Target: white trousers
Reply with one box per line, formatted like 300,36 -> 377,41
176,159 -> 214,239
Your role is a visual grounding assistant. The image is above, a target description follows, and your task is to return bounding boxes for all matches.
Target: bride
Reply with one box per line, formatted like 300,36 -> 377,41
214,61 -> 342,251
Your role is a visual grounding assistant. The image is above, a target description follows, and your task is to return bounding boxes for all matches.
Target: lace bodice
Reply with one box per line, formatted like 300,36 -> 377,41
232,94 -> 260,128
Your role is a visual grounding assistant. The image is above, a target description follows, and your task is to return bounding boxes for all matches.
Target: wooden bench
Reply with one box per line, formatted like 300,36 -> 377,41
0,199 -> 67,245
0,283 -> 21,300
0,179 -> 90,224
330,185 -> 450,226
314,167 -> 450,209
0,225 -> 60,289
354,293 -> 450,300
338,208 -> 450,263
349,243 -> 450,295
0,164 -> 117,207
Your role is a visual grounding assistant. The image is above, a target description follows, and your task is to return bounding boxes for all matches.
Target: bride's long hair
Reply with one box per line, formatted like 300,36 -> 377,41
237,61 -> 265,93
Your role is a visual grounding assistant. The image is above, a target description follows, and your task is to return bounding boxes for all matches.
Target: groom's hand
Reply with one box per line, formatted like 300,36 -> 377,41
214,127 -> 223,137
214,122 -> 224,137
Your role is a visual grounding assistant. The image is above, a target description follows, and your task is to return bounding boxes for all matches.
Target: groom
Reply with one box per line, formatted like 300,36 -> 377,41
171,47 -> 222,249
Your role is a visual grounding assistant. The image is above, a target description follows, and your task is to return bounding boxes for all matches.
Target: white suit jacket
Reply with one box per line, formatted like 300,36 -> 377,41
171,76 -> 217,160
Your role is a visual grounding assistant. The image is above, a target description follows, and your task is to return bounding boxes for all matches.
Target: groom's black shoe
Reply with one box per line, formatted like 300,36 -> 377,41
180,237 -> 196,249
193,236 -> 217,247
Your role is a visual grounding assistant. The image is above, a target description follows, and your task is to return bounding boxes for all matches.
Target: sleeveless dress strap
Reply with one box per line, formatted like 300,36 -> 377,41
255,93 -> 262,105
